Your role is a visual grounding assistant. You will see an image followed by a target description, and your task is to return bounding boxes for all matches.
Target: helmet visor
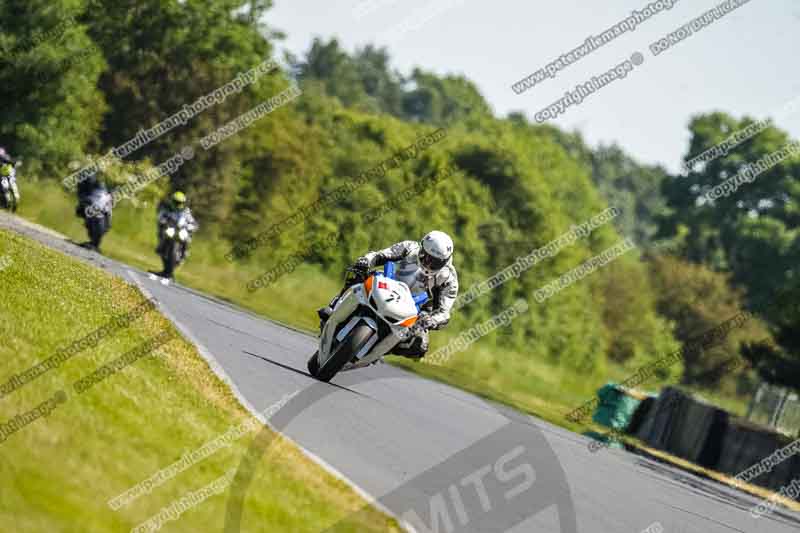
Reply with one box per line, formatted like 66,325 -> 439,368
419,249 -> 448,272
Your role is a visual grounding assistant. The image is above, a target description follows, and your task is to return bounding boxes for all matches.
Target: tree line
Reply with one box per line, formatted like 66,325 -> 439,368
1,0 -> 796,391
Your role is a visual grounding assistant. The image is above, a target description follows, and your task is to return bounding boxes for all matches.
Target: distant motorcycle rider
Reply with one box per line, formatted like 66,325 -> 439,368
319,230 -> 458,359
75,173 -> 110,218
0,147 -> 20,211
156,190 -> 198,259
74,173 -> 113,250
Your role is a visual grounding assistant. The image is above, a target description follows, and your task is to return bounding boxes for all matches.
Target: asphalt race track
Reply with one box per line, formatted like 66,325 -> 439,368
3,213 -> 799,533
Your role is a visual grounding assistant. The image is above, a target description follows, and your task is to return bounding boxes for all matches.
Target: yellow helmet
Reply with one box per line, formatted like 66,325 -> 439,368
0,164 -> 11,177
171,191 -> 187,208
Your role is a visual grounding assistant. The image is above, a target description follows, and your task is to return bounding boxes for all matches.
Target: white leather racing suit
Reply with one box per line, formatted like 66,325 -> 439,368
361,240 -> 459,357
1,166 -> 20,206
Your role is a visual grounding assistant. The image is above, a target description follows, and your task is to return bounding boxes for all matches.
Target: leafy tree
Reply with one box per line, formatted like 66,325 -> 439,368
401,69 -> 492,125
83,0 -> 287,227
0,0 -> 106,173
741,276 -> 800,390
289,38 -> 406,117
534,126 -> 669,248
658,112 -> 800,311
590,144 -> 669,247
598,257 -> 679,375
647,254 -> 769,386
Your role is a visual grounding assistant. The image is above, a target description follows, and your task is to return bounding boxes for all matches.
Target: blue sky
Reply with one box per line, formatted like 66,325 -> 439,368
267,0 -> 800,173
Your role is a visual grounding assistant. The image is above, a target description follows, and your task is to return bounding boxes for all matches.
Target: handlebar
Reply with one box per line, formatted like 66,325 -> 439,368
344,264 -> 370,285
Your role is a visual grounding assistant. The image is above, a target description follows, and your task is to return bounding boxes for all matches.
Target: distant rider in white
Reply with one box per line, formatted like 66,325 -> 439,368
319,230 -> 459,359
0,147 -> 20,211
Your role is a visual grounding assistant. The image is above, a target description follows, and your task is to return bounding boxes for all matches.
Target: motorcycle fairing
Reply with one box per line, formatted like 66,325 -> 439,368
319,270 -> 423,370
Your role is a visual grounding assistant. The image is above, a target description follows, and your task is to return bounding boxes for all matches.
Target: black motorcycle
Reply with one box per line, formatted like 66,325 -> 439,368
158,212 -> 191,279
81,188 -> 113,250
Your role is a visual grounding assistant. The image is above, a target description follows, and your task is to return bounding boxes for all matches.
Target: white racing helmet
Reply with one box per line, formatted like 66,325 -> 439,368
418,230 -> 454,275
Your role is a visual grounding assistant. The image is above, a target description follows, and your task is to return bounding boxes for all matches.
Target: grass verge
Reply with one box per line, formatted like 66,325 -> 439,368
0,228 -> 398,532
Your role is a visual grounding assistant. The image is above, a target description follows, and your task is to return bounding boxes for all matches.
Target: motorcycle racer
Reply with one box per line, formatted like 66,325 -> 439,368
319,230 -> 458,359
156,191 -> 198,272
0,148 -> 20,211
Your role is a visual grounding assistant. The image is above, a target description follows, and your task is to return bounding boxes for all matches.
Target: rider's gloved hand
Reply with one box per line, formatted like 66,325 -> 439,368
415,312 -> 436,332
353,256 -> 370,272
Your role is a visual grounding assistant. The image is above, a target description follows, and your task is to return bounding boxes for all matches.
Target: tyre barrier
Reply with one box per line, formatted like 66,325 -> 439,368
664,390 -> 725,467
631,387 -> 684,451
592,383 -> 642,431
622,387 -> 799,499
715,419 -> 799,494
626,395 -> 656,437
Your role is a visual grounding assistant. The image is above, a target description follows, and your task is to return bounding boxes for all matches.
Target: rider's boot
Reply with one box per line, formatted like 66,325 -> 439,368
317,305 -> 333,331
11,184 -> 19,212
390,330 -> 429,361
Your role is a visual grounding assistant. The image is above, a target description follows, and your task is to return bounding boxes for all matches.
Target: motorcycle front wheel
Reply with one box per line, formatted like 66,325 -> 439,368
162,240 -> 180,278
87,218 -> 106,249
308,324 -> 373,382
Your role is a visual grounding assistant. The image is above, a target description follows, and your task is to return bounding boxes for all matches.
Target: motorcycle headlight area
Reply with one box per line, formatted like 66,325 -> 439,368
165,227 -> 176,237
178,229 -> 189,241
367,292 -> 415,326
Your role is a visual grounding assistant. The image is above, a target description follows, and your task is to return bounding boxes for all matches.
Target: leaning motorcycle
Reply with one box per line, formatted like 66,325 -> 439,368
83,188 -> 113,250
0,162 -> 21,212
307,262 -> 428,382
159,212 -> 191,279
